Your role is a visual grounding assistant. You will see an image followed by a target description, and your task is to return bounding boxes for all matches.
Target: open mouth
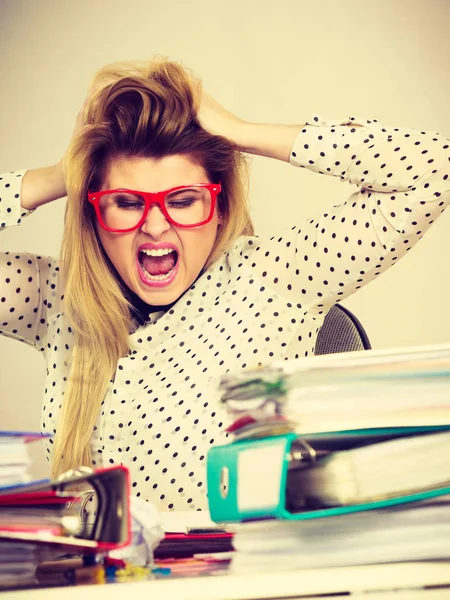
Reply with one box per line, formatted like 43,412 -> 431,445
138,247 -> 179,283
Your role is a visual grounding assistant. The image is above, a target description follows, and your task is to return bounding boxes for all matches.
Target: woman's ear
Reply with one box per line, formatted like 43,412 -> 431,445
217,213 -> 223,225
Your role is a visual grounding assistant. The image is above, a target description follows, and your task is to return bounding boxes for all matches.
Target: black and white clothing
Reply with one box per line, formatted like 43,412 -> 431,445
1,115 -> 449,511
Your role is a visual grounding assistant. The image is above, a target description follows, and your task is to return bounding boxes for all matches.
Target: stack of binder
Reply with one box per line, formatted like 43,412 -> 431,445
206,344 -> 450,571
0,431 -> 49,588
0,432 -> 131,588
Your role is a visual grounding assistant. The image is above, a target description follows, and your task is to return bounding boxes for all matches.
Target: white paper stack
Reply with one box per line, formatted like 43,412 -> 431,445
0,435 -> 34,489
231,496 -> 450,572
220,343 -> 450,435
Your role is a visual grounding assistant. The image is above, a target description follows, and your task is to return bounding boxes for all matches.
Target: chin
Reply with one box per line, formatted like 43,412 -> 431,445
135,280 -> 184,307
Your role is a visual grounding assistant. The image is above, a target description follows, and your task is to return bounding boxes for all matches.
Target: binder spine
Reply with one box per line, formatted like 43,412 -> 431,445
207,433 -> 297,522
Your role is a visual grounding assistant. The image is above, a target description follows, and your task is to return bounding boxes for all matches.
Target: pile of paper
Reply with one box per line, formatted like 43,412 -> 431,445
0,542 -> 38,588
220,343 -> 450,436
0,432 -> 48,588
0,438 -> 132,590
210,343 -> 450,570
0,432 -> 46,489
231,496 -> 450,572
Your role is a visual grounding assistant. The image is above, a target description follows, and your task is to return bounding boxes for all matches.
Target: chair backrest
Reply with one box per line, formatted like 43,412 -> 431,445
314,304 -> 371,356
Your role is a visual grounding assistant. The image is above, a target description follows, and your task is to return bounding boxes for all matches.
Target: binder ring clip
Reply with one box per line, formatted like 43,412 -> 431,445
290,438 -> 317,465
57,467 -> 95,526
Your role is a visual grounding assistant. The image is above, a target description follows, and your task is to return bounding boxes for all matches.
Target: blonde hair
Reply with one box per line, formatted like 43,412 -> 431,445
52,59 -> 254,476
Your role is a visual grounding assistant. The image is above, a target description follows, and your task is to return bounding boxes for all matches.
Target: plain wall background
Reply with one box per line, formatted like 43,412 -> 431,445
1,0 -> 449,477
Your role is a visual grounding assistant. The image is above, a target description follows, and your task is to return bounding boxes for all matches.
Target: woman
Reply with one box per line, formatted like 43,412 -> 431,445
1,59 -> 449,511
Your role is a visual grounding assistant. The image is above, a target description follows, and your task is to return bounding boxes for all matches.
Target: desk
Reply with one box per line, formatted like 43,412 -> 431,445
5,562 -> 450,600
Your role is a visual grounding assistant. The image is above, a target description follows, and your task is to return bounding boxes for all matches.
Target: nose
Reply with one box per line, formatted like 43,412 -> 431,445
140,203 -> 171,237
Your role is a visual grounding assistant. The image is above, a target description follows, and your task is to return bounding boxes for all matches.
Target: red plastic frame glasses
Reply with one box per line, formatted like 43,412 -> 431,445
87,183 -> 222,232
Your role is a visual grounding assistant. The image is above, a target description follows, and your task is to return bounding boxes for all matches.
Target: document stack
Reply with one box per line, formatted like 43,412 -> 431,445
206,344 -> 450,572
0,433 -> 131,589
0,432 -> 47,588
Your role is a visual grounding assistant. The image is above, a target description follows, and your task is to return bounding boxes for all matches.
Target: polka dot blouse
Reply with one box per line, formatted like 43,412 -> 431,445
1,116 -> 449,512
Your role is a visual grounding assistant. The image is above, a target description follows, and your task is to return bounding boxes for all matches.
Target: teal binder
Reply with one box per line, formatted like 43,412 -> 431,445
207,427 -> 450,523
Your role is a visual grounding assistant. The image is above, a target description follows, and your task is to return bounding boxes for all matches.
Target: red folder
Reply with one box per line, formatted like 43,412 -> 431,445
0,466 -> 131,553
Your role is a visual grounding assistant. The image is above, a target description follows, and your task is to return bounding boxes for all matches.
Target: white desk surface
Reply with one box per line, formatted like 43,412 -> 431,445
5,561 -> 450,600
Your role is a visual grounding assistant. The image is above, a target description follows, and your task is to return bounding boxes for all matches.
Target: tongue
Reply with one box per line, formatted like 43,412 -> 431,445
141,252 -> 176,276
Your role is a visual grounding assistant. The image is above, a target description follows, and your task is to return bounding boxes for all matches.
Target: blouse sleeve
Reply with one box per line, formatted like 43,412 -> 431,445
0,170 -> 62,351
240,116 -> 450,316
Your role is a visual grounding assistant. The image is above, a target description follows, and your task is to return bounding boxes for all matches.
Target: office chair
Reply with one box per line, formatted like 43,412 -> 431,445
314,304 -> 371,355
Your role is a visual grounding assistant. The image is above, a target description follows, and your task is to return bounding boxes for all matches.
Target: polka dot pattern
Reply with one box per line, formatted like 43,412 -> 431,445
0,119 -> 449,511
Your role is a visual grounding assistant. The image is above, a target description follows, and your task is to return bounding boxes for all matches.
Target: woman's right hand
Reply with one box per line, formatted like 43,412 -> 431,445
193,82 -> 303,163
20,162 -> 66,211
20,99 -> 88,211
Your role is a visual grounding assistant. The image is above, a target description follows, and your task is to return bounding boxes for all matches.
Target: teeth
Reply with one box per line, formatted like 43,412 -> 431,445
140,262 -> 175,282
140,248 -> 175,257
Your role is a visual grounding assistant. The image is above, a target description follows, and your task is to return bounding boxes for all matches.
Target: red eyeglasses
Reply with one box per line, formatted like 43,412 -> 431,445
88,183 -> 221,232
